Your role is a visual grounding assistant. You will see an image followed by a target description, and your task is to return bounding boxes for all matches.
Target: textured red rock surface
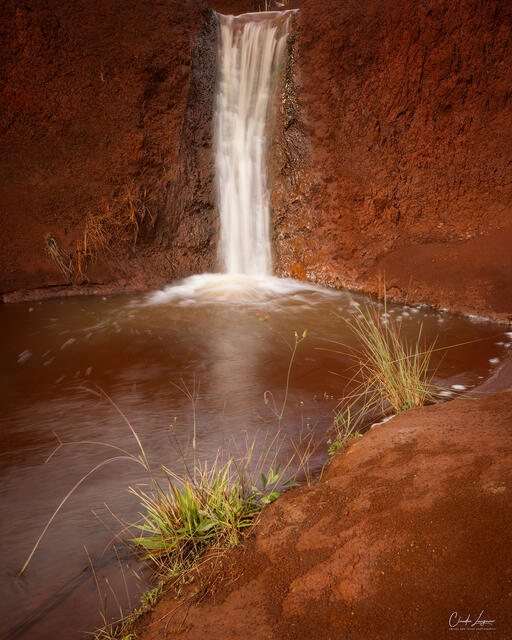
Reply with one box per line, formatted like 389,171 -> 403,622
136,389 -> 512,639
0,0 -> 259,300
275,0 -> 512,320
0,0 -> 206,294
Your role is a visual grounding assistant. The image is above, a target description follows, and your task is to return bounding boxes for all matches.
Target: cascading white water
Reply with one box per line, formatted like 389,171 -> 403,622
214,11 -> 295,276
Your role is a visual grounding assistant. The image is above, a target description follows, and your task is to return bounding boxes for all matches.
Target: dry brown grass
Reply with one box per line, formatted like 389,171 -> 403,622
44,234 -> 73,282
45,179 -> 155,283
120,179 -> 154,248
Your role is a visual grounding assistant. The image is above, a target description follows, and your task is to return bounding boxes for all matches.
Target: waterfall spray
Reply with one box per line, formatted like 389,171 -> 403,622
214,11 -> 294,276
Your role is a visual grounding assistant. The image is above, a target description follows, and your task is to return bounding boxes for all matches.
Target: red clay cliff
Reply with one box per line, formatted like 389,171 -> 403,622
274,0 -> 512,321
1,0 -> 511,320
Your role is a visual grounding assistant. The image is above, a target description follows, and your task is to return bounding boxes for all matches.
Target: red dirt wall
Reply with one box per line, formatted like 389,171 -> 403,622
0,0 -> 206,294
275,0 -> 512,320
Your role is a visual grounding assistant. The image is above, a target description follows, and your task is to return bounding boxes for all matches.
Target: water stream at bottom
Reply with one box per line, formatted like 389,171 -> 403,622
1,274 -> 510,639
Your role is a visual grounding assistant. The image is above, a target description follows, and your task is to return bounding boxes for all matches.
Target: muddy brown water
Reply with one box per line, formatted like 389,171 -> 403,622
1,274 -> 510,640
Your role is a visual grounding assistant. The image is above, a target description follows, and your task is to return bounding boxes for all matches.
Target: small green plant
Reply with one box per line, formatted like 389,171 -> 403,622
128,458 -> 285,573
140,585 -> 160,609
327,387 -> 374,455
328,404 -> 363,455
92,582 -> 163,640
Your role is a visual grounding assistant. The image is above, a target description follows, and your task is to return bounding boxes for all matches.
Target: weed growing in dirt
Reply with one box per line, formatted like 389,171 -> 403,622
92,580 -> 162,640
328,400 -> 364,455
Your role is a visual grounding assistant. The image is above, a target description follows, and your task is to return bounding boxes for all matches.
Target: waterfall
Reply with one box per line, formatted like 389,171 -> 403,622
214,11 -> 295,276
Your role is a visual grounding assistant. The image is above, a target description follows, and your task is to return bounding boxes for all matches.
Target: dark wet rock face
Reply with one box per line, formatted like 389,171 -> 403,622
271,23 -> 316,282
158,9 -> 220,280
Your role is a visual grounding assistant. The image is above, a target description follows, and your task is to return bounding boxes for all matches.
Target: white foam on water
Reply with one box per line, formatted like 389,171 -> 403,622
468,313 -> 493,324
451,384 -> 467,391
60,338 -> 76,350
17,350 -> 32,364
370,414 -> 395,430
146,273 -> 339,307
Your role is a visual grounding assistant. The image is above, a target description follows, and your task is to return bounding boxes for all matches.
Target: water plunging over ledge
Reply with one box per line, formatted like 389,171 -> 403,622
214,11 -> 295,276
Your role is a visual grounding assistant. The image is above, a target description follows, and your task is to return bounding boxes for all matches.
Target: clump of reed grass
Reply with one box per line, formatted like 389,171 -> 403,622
350,302 -> 437,414
327,299 -> 439,453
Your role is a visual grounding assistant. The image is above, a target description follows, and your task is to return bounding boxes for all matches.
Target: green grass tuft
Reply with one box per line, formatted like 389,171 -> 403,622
328,298 -> 439,454
128,459 -> 286,574
349,302 -> 438,414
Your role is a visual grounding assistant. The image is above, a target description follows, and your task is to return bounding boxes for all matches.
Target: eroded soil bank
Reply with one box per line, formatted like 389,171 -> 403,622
135,388 -> 512,640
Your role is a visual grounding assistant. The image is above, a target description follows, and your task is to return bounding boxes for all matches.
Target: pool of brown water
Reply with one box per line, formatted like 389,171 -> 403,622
1,274 -> 510,639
